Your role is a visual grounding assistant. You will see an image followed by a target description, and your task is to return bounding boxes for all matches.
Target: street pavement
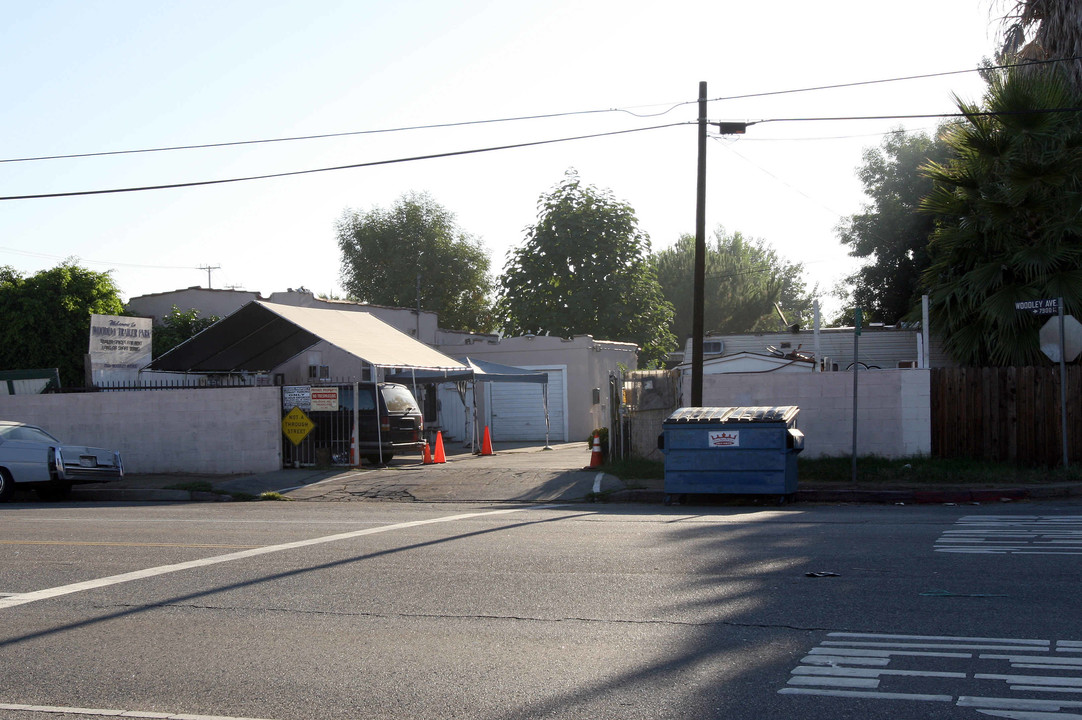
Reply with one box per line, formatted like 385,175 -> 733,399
52,439 -> 1082,505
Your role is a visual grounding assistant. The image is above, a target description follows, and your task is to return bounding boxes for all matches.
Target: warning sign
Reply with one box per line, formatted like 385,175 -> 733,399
311,387 -> 339,412
282,406 -> 315,446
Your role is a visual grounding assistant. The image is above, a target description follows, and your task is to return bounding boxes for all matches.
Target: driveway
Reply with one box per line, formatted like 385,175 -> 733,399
277,441 -> 621,503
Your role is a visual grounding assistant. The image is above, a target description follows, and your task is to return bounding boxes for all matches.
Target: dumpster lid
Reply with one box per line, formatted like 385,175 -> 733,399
664,406 -> 799,424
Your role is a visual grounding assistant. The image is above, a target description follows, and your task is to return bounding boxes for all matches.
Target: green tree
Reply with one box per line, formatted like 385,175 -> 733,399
151,306 -> 219,357
653,228 -> 814,342
0,261 -> 124,386
337,192 -> 496,332
920,67 -> 1082,366
836,129 -> 954,324
498,170 -> 676,366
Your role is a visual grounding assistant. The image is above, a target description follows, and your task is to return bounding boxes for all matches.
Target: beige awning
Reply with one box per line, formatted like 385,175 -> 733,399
148,300 -> 468,373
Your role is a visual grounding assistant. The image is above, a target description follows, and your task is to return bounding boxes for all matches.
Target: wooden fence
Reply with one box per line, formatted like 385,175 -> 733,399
931,366 -> 1081,465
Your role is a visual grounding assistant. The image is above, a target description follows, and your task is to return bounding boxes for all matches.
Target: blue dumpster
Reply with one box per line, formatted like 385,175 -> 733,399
658,406 -> 803,504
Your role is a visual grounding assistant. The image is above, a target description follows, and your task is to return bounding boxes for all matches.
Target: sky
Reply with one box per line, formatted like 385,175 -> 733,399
0,1 -> 1009,322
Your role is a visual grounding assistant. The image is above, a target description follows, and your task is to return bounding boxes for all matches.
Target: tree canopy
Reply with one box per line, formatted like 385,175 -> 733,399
337,192 -> 495,332
653,228 -> 814,342
836,129 -> 953,324
920,66 -> 1082,366
0,261 -> 124,387
498,170 -> 675,366
152,306 -> 219,358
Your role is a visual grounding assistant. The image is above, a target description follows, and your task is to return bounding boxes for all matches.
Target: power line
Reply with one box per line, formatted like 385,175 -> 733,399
0,123 -> 685,201
707,56 -> 1082,104
5,57 -> 1073,166
0,108 -> 625,165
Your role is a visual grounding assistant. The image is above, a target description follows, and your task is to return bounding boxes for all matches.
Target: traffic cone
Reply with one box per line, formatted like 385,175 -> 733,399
433,431 -> 446,464
481,426 -> 494,456
423,441 -> 432,464
588,433 -> 603,468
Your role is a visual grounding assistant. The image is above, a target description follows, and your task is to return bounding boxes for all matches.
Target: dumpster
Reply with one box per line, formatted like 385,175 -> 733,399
658,406 -> 803,504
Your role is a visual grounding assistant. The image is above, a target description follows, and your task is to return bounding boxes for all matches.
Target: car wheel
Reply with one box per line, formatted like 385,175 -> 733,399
35,482 -> 72,502
0,469 -> 13,503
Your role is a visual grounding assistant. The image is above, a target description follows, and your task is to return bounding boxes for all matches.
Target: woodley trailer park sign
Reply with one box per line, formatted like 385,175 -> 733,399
1015,298 -> 1074,467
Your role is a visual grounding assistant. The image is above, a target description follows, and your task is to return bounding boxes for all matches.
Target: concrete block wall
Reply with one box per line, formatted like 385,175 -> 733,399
692,369 -> 931,458
0,387 -> 282,474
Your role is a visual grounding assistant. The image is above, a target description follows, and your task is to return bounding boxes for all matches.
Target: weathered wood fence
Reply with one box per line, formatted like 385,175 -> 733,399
931,366 -> 1081,465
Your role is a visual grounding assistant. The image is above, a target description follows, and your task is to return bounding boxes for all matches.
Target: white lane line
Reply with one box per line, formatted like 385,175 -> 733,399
0,702 -> 276,719
831,633 -> 1049,645
0,506 -> 560,610
778,688 -> 953,702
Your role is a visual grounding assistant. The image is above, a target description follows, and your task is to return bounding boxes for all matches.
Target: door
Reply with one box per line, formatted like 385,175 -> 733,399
487,367 -> 567,442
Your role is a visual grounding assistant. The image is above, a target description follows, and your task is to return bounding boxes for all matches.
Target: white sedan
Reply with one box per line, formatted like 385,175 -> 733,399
0,421 -> 123,502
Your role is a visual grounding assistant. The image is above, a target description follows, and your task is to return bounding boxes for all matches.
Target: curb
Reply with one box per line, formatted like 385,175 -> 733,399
605,484 -> 1082,505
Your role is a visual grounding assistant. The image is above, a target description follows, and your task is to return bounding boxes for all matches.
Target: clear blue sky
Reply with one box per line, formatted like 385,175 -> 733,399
1,1 -> 1003,319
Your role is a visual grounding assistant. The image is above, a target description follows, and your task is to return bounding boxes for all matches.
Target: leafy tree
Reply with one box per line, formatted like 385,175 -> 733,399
654,228 -> 814,342
337,192 -> 496,332
836,129 -> 954,324
920,66 -> 1082,366
498,170 -> 676,366
0,261 -> 124,386
152,306 -> 219,357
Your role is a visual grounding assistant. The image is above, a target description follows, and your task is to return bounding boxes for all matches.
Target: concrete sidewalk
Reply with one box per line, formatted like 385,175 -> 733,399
54,440 -> 1082,506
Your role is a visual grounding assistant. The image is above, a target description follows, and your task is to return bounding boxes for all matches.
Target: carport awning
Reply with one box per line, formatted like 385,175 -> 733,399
148,301 -> 468,373
386,357 -> 548,385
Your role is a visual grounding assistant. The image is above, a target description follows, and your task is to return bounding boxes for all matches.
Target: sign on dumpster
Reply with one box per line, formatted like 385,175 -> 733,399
282,406 -> 315,446
708,430 -> 740,447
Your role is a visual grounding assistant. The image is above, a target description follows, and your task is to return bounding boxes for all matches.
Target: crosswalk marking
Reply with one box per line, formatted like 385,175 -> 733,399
935,516 -> 1082,554
780,632 -> 1082,717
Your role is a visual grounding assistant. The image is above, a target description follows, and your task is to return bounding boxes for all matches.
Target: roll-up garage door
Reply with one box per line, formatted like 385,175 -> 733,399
488,368 -> 566,442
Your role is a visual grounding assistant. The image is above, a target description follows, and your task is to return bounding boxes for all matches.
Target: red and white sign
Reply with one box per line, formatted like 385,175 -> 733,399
708,430 -> 739,447
310,387 -> 340,412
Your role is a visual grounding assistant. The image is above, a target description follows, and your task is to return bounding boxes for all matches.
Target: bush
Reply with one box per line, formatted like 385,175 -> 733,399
586,427 -> 609,449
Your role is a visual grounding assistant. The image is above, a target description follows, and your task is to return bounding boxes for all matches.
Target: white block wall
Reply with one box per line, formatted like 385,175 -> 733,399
0,387 -> 283,474
693,369 -> 931,458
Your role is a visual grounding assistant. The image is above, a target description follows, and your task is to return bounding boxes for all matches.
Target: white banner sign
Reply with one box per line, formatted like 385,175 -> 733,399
88,315 -> 152,384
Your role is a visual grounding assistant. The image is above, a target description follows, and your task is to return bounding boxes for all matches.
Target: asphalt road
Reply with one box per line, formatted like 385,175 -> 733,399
2,498 -> 1081,719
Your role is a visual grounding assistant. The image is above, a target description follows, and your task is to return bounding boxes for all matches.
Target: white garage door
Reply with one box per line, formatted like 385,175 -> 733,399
488,368 -> 566,442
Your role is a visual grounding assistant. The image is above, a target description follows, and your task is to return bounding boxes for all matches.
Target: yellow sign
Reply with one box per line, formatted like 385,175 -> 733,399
282,406 -> 315,446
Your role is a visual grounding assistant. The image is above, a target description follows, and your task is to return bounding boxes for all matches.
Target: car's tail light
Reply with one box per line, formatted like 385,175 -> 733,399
380,416 -> 390,432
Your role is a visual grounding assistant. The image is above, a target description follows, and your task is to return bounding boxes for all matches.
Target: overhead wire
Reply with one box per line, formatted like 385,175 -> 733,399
0,123 -> 685,201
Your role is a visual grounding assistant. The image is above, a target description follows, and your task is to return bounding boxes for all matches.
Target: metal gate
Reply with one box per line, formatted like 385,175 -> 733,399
281,383 -> 357,468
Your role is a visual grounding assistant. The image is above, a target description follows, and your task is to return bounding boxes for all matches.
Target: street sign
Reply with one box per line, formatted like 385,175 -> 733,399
282,406 -> 315,446
1040,314 -> 1082,363
1015,298 -> 1060,315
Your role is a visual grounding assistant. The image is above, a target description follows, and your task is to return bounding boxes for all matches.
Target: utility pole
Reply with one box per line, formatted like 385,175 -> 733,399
691,82 -> 746,407
691,81 -> 708,407
199,264 -> 220,289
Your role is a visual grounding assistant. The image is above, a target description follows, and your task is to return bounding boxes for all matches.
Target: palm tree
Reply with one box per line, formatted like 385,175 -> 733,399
997,0 -> 1082,92
919,66 -> 1082,365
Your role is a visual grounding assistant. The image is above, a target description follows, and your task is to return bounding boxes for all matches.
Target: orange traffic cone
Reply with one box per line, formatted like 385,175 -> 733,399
350,436 -> 358,467
433,431 -> 446,464
423,441 -> 432,464
481,426 -> 494,456
588,433 -> 603,468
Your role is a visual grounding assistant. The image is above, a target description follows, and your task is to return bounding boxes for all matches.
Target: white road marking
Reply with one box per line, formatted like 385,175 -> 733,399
0,702 -> 277,719
781,632 -> 1082,713
936,516 -> 1082,555
0,506 -> 559,610
593,472 -> 603,495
